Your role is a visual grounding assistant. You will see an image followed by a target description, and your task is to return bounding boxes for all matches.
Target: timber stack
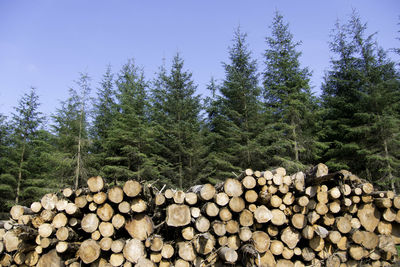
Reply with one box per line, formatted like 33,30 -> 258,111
1,163 -> 400,266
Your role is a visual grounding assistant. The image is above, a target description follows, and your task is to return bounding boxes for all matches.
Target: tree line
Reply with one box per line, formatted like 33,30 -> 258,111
0,12 -> 399,212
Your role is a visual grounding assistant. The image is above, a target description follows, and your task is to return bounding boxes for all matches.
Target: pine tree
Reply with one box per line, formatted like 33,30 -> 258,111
151,54 -> 203,188
91,65 -> 117,173
52,73 -> 91,189
262,12 -> 321,172
103,60 -> 156,183
212,28 -> 262,176
0,114 -> 15,211
322,12 -> 400,192
9,88 -> 44,204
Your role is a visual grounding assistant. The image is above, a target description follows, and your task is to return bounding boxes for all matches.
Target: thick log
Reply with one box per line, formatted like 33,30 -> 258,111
214,192 -> 229,206
87,176 -> 104,193
218,247 -> 238,263
99,237 -> 112,251
56,226 -> 77,241
108,186 -> 124,204
254,205 -> 272,223
212,221 -> 226,237
195,216 -> 210,233
99,222 -> 114,237
238,226 -> 252,242
123,238 -> 146,264
291,213 -> 306,229
239,209 -> 253,227
173,190 -> 185,204
184,192 -> 197,206
131,198 -> 147,213
161,243 -> 174,259
82,213 -> 100,233
79,239 -> 100,264
226,220 -> 239,234
74,195 -> 87,208
110,253 -> 125,266
125,214 -> 154,241
203,202 -> 219,217
252,231 -> 270,253
166,204 -> 190,227
357,203 -> 381,232
271,209 -> 286,226
281,226 -> 301,249
111,239 -> 125,253
242,175 -> 256,189
38,223 -> 54,238
123,180 -> 142,198
31,201 -> 42,213
36,249 -> 63,267
41,193 -> 58,210
181,227 -> 195,240
224,179 -> 243,197
97,203 -> 114,222
93,192 -> 108,205
111,213 -> 125,230
178,241 -> 196,261
229,196 -> 245,213
244,190 -> 258,203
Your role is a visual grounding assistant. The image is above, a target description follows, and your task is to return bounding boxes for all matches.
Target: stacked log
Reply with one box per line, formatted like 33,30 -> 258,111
1,164 -> 400,266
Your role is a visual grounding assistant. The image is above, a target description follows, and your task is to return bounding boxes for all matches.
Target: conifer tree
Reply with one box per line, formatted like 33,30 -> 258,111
103,60 -> 156,183
91,65 -> 116,173
9,88 -> 44,204
151,54 -> 203,188
322,12 -> 400,191
0,114 -> 15,211
52,74 -> 91,189
211,28 -> 263,176
262,12 -> 321,172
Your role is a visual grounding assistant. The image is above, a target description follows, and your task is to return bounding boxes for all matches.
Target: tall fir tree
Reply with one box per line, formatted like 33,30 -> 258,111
9,88 -> 45,204
208,28 -> 262,178
0,114 -> 15,211
90,65 -> 117,174
151,54 -> 203,188
103,60 -> 156,183
322,12 -> 400,191
262,12 -> 322,172
52,73 -> 91,189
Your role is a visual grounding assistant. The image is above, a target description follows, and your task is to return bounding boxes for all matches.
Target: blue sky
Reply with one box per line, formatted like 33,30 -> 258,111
0,1 -> 399,117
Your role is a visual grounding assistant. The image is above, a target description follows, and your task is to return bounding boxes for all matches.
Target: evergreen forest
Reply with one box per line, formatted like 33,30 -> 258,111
1,12 -> 399,214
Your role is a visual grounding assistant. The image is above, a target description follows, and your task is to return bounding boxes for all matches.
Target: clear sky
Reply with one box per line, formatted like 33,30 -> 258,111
0,0 -> 399,117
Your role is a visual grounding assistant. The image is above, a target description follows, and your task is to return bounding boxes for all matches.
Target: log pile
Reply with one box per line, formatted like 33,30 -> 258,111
1,163 -> 400,266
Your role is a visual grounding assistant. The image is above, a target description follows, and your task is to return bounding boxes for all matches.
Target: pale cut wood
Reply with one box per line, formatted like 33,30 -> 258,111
267,225 -> 279,237
302,247 -> 315,261
270,239 -> 284,255
195,216 -> 210,233
255,250 -> 276,267
155,193 -> 166,206
178,241 -> 196,261
292,213 -> 306,229
56,199 -> 68,212
199,184 -> 216,201
357,203 -> 381,232
111,214 -> 125,230
52,212 -> 68,228
184,192 -> 197,205
174,259 -> 190,267
271,209 -> 286,226
56,226 -> 77,241
118,201 -> 131,213
38,223 -> 54,238
190,207 -> 201,218
212,221 -> 226,237
99,237 -> 112,251
218,247 -> 238,263
123,239 -> 145,264
125,214 -> 154,241
110,253 -> 125,266
91,230 -> 101,240
214,192 -> 229,206
97,203 -> 114,222
252,231 -> 270,253
31,202 -> 42,213
82,213 -> 99,233
166,204 -> 190,227
75,195 -> 88,208
292,171 -> 305,192
203,202 -> 219,217
281,226 -> 301,249
242,175 -> 256,189
226,219 -> 239,234
244,190 -> 258,203
282,247 -> 294,260
93,192 -> 108,205
108,186 -> 124,204
283,192 -> 295,205
25,250 -> 39,266
36,249 -> 63,267
302,225 -> 314,240
173,190 -> 185,204
238,226 -> 252,242
130,198 -> 147,213
164,189 -> 175,199
3,230 -> 21,252
99,222 -> 114,237
182,227 -> 195,240
41,193 -> 58,210
87,176 -> 104,193
227,234 -> 240,250
254,205 -> 272,223
79,239 -> 101,264
383,208 -> 396,222
111,239 -> 125,253
161,243 -> 174,259
150,252 -> 162,263
224,178 -> 243,197
229,196 -> 245,213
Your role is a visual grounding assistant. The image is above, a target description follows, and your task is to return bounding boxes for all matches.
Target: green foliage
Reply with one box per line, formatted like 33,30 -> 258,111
151,54 -> 204,188
103,59 -> 157,183
261,12 -> 322,172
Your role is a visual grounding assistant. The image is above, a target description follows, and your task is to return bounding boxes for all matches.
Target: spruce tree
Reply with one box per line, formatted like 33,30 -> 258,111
151,54 -> 203,188
103,60 -> 156,183
262,12 -> 321,172
9,88 -> 44,204
322,12 -> 400,191
52,73 -> 91,189
0,114 -> 15,211
91,65 -> 117,173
